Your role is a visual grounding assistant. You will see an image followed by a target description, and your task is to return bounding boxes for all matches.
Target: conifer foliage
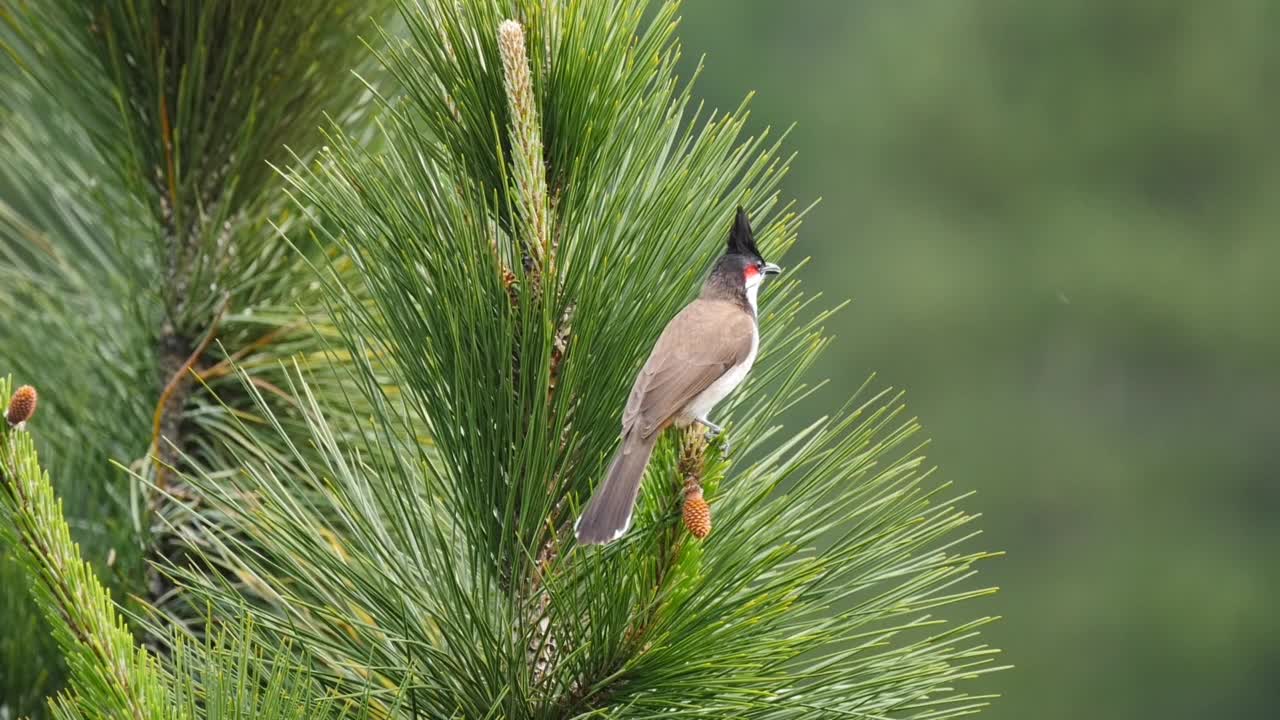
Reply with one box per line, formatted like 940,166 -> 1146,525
1,0 -> 389,711
1,1 -> 1003,717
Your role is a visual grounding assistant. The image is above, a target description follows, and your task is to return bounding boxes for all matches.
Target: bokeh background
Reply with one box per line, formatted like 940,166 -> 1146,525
680,2 -> 1279,719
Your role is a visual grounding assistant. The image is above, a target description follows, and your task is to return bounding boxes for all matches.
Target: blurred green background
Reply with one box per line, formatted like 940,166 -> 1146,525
680,1 -> 1279,718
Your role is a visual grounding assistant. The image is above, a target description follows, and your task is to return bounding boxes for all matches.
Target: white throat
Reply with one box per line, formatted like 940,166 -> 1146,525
744,277 -> 762,314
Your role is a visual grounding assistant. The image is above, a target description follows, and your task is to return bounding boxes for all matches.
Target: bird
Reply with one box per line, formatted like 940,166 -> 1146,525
575,207 -> 781,545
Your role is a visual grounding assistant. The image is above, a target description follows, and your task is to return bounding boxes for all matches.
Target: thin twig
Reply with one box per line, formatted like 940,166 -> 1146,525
195,320 -> 303,381
247,377 -> 299,406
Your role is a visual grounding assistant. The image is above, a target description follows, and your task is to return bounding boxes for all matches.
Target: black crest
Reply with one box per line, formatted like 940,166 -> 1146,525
725,206 -> 764,261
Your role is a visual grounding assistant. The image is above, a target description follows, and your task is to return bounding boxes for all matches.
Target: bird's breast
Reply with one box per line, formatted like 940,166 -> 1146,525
680,325 -> 759,423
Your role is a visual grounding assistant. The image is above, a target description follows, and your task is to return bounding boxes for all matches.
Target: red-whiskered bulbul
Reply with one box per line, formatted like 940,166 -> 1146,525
575,207 -> 781,544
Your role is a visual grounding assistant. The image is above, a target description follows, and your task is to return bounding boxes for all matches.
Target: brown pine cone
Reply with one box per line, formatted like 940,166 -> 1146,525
682,485 -> 711,539
6,385 -> 37,428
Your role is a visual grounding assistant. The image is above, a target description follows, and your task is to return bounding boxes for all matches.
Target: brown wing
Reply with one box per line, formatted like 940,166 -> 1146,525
622,299 -> 755,439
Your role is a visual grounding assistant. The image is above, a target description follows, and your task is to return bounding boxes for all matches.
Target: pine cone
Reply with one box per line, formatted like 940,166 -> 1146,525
682,485 -> 711,539
6,385 -> 37,428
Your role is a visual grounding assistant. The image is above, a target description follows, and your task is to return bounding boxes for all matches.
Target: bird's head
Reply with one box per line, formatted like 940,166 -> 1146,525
714,206 -> 781,291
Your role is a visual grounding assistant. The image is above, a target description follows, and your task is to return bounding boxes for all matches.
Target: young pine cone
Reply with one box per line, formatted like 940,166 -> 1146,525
682,485 -> 711,539
6,385 -> 37,428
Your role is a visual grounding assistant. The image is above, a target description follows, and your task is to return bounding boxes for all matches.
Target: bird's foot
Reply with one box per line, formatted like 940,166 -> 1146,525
697,417 -> 730,458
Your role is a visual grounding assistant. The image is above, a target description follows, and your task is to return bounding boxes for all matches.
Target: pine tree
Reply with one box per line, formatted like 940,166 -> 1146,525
1,1 -> 1004,717
1,0 -> 391,711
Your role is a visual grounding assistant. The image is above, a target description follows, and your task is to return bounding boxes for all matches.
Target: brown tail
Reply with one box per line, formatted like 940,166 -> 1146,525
575,430 -> 659,545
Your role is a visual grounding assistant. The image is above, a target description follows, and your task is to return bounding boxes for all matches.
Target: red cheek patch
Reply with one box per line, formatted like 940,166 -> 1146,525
743,265 -> 760,279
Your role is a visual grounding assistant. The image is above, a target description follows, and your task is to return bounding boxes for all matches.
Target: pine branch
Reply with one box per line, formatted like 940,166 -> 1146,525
0,378 -> 172,720
0,376 -> 392,720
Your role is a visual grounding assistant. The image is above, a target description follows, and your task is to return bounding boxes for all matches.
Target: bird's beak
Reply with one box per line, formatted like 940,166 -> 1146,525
762,262 -> 782,276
